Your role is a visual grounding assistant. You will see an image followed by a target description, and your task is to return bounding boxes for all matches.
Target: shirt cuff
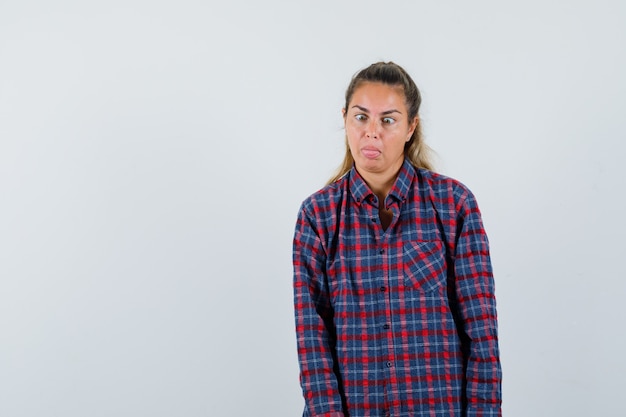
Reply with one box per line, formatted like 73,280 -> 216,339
466,405 -> 502,417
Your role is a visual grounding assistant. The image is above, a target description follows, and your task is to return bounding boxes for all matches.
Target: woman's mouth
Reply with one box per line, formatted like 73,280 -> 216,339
361,147 -> 381,159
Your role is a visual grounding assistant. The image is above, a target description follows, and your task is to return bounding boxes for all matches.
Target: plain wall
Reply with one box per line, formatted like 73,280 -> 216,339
1,1 -> 625,416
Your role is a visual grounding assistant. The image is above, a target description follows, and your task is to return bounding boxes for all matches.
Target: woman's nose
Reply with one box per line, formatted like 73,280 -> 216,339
366,120 -> 379,138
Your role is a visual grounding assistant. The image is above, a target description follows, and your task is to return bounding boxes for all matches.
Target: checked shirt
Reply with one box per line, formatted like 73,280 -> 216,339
293,160 -> 502,417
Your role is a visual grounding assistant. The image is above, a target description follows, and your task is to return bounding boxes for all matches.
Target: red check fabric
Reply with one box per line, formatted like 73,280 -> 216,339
293,160 -> 502,417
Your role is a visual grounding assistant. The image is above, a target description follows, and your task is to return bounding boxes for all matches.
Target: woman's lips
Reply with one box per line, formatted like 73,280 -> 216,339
361,147 -> 381,159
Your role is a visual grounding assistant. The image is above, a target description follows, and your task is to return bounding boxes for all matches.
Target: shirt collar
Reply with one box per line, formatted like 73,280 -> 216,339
348,158 -> 416,205
388,159 -> 415,203
348,166 -> 372,205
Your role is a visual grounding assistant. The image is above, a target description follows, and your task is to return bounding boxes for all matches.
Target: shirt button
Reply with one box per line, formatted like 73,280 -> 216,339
379,249 -> 384,254
386,361 -> 393,368
383,324 -> 390,329
380,286 -> 386,292
371,218 -> 376,222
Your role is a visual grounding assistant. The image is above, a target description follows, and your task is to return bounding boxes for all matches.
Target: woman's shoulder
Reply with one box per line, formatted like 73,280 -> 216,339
416,168 -> 477,206
299,175 -> 349,213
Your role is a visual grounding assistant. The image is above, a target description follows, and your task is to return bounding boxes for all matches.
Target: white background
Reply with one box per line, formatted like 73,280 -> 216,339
1,1 -> 625,416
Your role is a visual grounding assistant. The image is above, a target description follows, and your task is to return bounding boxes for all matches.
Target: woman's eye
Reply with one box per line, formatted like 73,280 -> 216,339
355,114 -> 367,121
382,117 -> 395,124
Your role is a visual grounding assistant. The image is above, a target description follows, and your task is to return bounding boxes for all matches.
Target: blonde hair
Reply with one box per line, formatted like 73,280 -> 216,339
327,62 -> 435,185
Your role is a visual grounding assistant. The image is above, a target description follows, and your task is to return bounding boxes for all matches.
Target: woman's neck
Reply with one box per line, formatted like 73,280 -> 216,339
358,163 -> 403,203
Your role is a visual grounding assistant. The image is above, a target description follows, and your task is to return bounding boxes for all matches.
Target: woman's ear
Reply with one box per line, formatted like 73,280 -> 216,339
407,116 -> 419,141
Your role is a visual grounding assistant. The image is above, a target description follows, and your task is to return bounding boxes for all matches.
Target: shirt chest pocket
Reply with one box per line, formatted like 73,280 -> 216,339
403,240 -> 447,293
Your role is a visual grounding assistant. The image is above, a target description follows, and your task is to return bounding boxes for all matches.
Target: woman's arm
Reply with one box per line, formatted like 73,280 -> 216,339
293,205 -> 345,417
453,190 -> 502,417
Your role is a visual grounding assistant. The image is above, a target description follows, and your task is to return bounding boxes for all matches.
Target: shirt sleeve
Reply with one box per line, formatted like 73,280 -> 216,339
453,191 -> 502,417
293,204 -> 346,417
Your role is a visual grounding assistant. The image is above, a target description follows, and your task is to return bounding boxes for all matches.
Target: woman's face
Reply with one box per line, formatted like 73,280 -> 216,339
343,82 -> 418,181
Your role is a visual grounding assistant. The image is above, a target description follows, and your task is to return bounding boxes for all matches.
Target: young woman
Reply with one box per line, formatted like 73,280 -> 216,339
293,62 -> 502,417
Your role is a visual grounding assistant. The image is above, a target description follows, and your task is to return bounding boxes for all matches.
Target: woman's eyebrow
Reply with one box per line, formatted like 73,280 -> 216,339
351,105 -> 370,113
351,105 -> 402,115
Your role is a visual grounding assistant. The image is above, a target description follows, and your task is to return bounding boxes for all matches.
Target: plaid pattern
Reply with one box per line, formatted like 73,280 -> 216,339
293,160 -> 502,417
